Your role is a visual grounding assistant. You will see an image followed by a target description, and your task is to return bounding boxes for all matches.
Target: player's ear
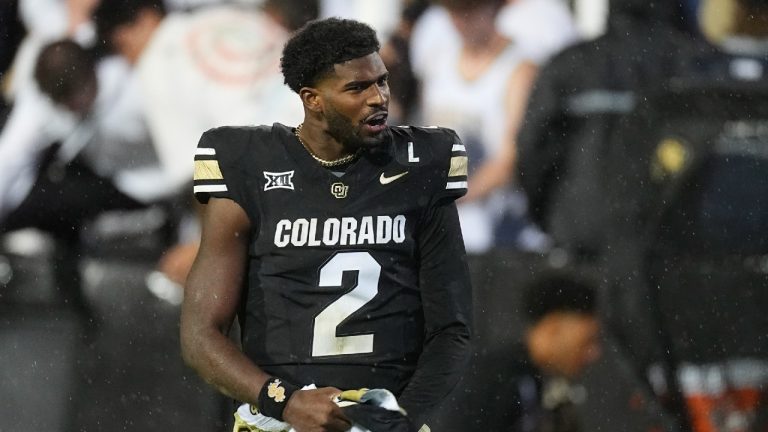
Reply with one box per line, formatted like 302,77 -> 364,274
299,87 -> 323,113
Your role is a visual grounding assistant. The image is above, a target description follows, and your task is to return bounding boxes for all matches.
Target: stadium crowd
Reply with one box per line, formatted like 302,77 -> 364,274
0,0 -> 766,430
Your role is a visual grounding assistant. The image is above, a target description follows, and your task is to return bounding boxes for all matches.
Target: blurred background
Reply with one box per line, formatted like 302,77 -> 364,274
1,0 -> 766,430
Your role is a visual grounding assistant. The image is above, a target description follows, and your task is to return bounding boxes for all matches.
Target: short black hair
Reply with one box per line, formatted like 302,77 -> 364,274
34,40 -> 96,104
522,273 -> 597,323
280,17 -> 380,93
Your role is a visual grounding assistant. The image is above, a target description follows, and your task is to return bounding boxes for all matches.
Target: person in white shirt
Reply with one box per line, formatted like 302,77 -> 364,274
0,40 -> 162,331
412,0 -> 548,253
410,0 -> 580,78
92,0 -> 319,286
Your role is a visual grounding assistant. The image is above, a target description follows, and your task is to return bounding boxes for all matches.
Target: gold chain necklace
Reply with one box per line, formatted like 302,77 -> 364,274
294,124 -> 360,168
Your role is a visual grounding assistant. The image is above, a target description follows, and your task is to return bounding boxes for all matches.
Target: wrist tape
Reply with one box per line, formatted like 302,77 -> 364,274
257,377 -> 300,421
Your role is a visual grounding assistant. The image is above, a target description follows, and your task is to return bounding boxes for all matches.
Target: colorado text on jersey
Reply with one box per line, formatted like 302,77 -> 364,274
273,215 -> 407,247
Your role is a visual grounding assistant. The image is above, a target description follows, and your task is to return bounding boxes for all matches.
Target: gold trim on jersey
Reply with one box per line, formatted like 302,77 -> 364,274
448,156 -> 468,177
194,160 -> 224,181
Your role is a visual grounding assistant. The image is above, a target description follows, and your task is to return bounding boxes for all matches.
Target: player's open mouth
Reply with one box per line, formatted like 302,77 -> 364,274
363,112 -> 388,133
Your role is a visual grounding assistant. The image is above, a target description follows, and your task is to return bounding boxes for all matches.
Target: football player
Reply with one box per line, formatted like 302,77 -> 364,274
180,17 -> 472,432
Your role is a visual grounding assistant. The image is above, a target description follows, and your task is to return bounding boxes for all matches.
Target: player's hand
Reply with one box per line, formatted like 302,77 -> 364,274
283,387 -> 351,432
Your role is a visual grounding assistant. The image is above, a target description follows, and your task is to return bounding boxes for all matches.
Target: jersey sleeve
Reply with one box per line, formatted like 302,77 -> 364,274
193,129 -> 230,204
193,126 -> 255,205
395,125 -> 468,207
434,128 -> 468,205
399,199 -> 472,424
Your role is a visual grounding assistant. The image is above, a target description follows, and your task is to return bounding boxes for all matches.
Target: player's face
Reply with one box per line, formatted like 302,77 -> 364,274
320,52 -> 390,149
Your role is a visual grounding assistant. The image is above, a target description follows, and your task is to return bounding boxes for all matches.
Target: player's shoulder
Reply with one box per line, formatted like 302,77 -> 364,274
389,125 -> 462,161
388,125 -> 468,202
197,123 -> 293,161
200,123 -> 291,146
390,124 -> 459,143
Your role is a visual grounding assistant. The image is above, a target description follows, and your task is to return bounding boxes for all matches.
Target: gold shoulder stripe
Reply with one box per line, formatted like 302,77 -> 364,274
194,160 -> 223,180
448,156 -> 468,177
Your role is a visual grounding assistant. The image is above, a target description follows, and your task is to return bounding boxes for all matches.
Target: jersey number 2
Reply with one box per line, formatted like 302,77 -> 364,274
312,251 -> 380,357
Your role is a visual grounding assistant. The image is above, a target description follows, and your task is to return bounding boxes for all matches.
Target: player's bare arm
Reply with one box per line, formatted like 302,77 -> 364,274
180,197 -> 350,431
180,197 -> 267,402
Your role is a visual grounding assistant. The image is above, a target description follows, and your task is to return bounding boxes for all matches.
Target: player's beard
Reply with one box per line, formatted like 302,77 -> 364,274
325,104 -> 387,151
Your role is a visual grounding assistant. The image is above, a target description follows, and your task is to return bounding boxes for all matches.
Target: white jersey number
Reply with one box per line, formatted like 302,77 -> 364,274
312,251 -> 380,357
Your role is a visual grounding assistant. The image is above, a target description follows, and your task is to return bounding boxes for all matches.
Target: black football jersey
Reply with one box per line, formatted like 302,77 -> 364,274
193,123 -> 468,395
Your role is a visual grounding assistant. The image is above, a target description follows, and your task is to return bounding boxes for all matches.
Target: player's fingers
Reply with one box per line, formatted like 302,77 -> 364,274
330,404 -> 351,422
318,386 -> 343,400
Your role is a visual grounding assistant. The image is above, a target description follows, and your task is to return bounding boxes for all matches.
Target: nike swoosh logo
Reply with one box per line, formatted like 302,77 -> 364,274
379,171 -> 409,185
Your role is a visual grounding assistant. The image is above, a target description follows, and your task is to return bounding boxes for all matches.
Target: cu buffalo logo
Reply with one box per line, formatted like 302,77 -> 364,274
331,182 -> 349,199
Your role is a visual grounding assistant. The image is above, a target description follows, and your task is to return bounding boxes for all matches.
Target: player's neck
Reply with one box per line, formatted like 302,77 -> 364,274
295,123 -> 360,167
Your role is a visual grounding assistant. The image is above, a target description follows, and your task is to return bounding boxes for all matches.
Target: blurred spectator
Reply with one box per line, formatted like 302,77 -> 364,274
516,0 -> 701,266
412,0 -> 547,254
319,0 -> 403,40
0,39 -> 164,224
515,9 -> 705,426
625,0 -> 768,430
0,0 -> 25,101
486,273 -> 601,431
93,0 -> 319,286
94,0 -> 313,198
541,0 -> 768,430
163,0 -> 255,12
410,0 -> 579,80
0,34 -> 169,223
0,40 -> 159,329
262,0 -> 317,33
1,0 -> 107,220
379,0 -> 429,124
3,0 -> 99,102
495,0 -> 581,63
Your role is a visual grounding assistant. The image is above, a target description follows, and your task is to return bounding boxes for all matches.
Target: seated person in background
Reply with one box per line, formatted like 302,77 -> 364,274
490,273 -> 601,431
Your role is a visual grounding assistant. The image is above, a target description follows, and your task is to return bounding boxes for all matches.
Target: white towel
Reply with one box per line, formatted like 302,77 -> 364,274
233,385 -> 406,432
